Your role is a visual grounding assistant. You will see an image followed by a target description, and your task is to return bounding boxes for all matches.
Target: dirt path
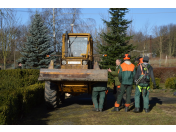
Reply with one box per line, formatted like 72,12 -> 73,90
18,89 -> 176,125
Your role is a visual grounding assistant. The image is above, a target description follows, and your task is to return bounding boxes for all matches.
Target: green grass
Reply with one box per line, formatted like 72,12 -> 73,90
18,88 -> 176,125
20,103 -> 176,125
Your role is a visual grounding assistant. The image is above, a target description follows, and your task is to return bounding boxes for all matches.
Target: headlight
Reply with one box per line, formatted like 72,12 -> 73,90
62,60 -> 66,65
82,61 -> 88,65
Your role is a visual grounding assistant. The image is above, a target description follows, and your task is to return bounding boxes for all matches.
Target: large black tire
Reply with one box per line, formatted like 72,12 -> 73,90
45,81 -> 59,109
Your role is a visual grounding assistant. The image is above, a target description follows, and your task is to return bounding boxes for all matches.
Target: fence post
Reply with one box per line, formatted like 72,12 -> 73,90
165,55 -> 167,67
159,59 -> 161,67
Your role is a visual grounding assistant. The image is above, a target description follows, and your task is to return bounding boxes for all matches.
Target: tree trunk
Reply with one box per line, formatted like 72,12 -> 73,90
159,36 -> 162,60
14,40 -> 16,69
3,56 -> 6,70
171,37 -> 176,56
168,33 -> 173,58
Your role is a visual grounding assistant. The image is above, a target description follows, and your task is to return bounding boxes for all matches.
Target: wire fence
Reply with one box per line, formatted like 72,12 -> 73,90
149,58 -> 176,68
1,57 -> 176,70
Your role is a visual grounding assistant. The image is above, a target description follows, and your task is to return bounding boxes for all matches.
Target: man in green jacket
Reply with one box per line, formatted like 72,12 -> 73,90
113,54 -> 136,112
16,62 -> 22,69
92,82 -> 107,112
108,59 -> 125,110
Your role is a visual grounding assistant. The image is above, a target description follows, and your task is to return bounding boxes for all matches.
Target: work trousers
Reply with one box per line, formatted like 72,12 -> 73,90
92,90 -> 106,109
135,83 -> 149,109
116,84 -> 132,107
114,85 -> 125,106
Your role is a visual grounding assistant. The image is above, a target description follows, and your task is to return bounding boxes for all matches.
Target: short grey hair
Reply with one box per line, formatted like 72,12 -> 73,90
116,59 -> 121,63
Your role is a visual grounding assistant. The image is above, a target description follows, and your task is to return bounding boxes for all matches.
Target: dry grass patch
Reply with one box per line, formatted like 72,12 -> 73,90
71,104 -> 176,125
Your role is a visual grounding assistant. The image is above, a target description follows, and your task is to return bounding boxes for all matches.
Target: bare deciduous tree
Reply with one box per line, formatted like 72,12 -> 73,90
167,24 -> 176,58
40,8 -> 96,54
152,25 -> 168,60
0,8 -> 17,69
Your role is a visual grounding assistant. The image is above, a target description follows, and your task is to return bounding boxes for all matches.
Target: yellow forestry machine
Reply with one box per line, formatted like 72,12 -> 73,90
38,31 -> 108,109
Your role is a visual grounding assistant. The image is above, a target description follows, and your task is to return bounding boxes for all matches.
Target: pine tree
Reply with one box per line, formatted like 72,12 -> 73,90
97,8 -> 135,79
19,13 -> 56,69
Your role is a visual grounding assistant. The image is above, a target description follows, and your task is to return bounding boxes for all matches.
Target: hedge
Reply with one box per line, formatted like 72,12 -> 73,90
0,69 -> 42,91
0,69 -> 44,125
0,83 -> 45,125
153,67 -> 176,83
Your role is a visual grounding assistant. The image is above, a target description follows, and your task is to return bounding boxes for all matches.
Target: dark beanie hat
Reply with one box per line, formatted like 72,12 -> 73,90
143,56 -> 149,62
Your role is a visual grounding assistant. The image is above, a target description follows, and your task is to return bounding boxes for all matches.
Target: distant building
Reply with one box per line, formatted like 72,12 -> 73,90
140,53 -> 156,58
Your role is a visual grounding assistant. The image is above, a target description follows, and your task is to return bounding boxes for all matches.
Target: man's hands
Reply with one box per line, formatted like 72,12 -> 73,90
108,68 -> 112,72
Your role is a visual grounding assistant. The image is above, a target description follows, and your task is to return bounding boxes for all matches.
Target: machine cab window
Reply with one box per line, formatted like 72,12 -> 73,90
68,37 -> 88,57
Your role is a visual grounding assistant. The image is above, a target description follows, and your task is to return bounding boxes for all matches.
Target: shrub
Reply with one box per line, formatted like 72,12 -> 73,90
165,77 -> 176,89
0,69 -> 43,90
150,78 -> 161,89
0,83 -> 45,125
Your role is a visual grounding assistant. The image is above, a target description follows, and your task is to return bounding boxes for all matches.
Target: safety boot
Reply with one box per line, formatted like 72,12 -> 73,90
125,107 -> 129,112
111,107 -> 119,112
99,108 -> 103,112
92,108 -> 99,112
133,108 -> 140,113
144,108 -> 150,113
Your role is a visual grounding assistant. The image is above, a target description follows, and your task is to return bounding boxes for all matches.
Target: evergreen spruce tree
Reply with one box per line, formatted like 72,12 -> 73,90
97,8 -> 135,79
20,13 -> 56,69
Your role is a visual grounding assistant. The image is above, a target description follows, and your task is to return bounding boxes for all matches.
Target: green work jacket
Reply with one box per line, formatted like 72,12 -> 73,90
16,66 -> 22,69
110,65 -> 121,86
118,61 -> 136,85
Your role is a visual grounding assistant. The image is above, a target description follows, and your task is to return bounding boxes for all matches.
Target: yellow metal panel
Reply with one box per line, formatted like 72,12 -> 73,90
62,81 -> 88,93
62,87 -> 88,93
86,36 -> 89,59
62,81 -> 87,85
67,33 -> 91,36
68,36 -> 89,37
90,38 -> 93,61
64,57 -> 85,59
62,33 -> 92,59
62,35 -> 65,58
64,85 -> 87,86
40,72 -> 91,75
61,65 -> 88,69
80,53 -> 86,57
65,59 -> 84,61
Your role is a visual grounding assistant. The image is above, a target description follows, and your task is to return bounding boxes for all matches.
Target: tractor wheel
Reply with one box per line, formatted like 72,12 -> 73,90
45,81 -> 59,109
